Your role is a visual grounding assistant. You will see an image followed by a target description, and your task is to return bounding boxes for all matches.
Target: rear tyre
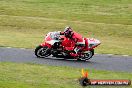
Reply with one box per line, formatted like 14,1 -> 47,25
35,45 -> 51,58
84,49 -> 94,61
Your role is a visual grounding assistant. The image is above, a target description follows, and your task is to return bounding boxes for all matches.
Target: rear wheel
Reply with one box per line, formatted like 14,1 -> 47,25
35,45 -> 51,58
83,49 -> 94,61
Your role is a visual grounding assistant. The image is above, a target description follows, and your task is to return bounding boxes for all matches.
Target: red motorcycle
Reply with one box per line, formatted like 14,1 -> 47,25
35,32 -> 101,61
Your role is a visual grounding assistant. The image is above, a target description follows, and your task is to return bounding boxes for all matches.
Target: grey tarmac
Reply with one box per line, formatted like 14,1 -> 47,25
0,47 -> 132,72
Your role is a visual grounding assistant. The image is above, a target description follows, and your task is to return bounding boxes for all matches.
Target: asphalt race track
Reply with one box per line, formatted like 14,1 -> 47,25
0,47 -> 132,72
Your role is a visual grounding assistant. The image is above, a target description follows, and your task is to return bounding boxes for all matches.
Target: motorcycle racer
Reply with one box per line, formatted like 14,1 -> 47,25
59,26 -> 85,57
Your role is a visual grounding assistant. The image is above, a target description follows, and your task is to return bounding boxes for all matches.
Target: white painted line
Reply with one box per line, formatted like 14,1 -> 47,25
122,55 -> 129,57
20,48 -> 26,50
6,47 -> 12,48
106,54 -> 114,56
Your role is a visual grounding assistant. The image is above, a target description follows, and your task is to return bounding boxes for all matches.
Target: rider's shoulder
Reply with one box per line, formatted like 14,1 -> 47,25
73,32 -> 82,38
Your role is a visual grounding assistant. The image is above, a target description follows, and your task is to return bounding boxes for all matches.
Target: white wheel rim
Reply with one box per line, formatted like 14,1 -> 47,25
37,48 -> 47,58
85,51 -> 92,59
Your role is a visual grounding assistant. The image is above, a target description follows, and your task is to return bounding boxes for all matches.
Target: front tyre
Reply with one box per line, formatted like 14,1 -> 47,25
35,45 -> 51,58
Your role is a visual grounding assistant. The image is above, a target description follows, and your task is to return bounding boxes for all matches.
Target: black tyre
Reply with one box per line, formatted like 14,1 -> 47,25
84,49 -> 94,61
35,45 -> 51,58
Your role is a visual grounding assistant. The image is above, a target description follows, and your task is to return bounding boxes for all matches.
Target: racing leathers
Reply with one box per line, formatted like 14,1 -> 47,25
57,31 -> 85,57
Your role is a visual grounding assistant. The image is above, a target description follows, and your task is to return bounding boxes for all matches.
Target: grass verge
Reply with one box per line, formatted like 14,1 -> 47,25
0,62 -> 132,88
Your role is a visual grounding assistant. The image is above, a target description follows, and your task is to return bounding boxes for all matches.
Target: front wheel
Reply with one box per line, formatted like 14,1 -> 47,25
35,45 -> 51,58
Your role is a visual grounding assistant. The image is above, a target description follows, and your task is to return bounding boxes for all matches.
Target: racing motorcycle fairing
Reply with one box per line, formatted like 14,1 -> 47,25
35,31 -> 101,61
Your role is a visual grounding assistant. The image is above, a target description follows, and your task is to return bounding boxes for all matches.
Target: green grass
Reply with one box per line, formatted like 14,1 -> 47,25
0,0 -> 132,55
0,62 -> 132,88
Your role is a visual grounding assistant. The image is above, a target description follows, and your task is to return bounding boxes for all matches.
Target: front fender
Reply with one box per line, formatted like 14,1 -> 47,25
40,42 -> 52,48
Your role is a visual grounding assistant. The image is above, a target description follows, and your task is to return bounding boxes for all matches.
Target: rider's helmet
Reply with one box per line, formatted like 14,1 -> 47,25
64,26 -> 73,38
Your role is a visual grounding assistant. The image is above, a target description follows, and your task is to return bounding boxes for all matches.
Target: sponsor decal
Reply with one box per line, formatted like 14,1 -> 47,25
79,69 -> 131,86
